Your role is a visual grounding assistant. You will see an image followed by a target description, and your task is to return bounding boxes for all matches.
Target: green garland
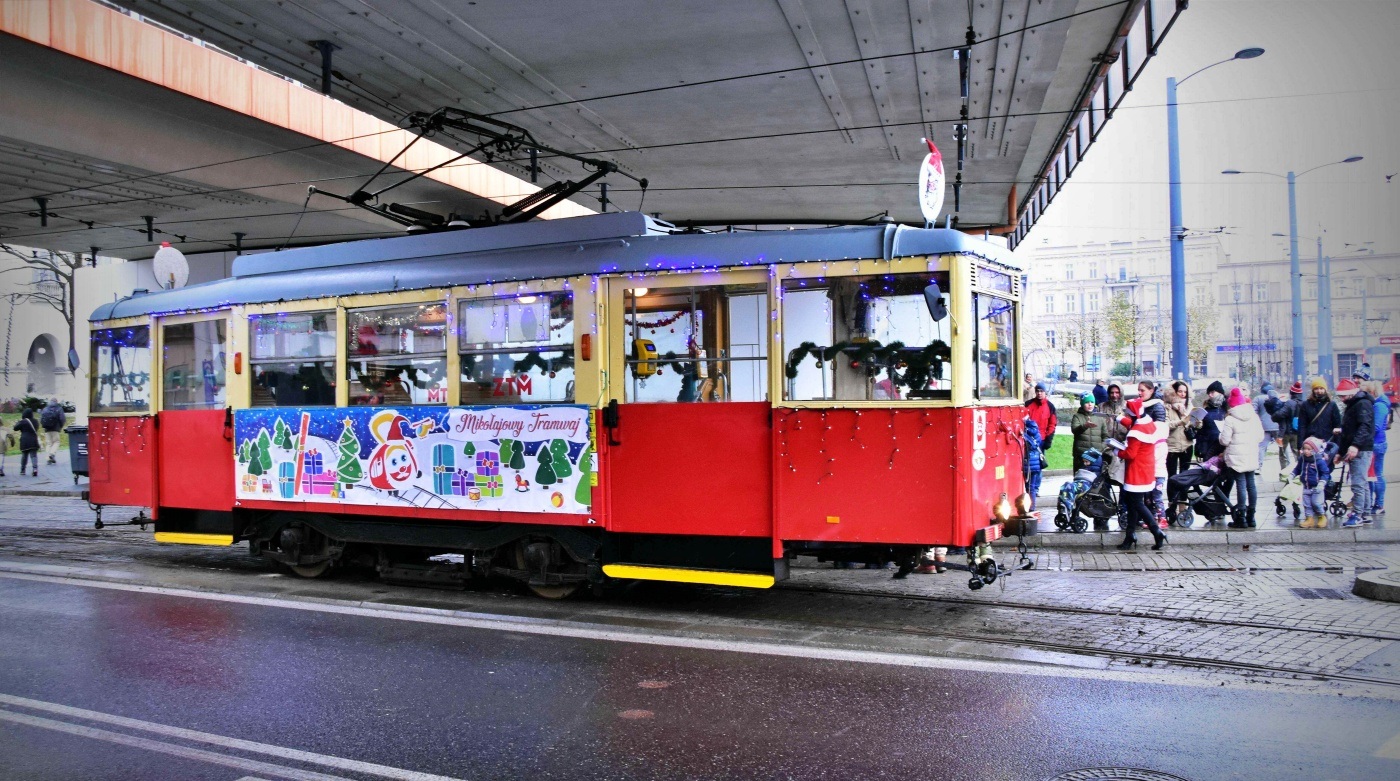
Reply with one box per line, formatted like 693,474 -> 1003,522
783,340 -> 950,388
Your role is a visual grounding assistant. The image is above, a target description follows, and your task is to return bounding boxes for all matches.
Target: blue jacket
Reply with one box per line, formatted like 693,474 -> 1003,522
1375,395 -> 1391,447
1024,419 -> 1044,473
1194,402 -> 1226,461
1292,452 -> 1332,490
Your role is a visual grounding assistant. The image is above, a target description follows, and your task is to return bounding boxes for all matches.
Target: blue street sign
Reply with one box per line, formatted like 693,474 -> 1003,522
1216,343 -> 1277,353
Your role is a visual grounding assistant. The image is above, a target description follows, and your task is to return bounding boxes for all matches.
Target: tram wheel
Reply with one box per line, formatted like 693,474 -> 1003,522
512,539 -> 582,600
288,559 -> 332,579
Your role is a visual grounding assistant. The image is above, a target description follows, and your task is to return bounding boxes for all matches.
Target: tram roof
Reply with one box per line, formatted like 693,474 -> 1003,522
90,212 -> 1018,322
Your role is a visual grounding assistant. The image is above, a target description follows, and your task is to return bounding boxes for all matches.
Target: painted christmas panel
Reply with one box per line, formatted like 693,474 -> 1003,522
233,405 -> 595,514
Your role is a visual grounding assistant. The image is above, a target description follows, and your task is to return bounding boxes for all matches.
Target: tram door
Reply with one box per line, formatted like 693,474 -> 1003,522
156,316 -> 235,511
603,277 -> 773,538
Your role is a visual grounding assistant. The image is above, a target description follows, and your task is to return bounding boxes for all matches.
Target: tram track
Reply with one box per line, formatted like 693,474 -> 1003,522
779,582 -> 1400,643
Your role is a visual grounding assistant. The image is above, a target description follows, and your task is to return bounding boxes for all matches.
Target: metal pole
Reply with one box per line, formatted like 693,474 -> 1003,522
1318,237 -> 1334,382
1362,285 -> 1368,366
1166,76 -> 1189,381
1287,172 -> 1303,381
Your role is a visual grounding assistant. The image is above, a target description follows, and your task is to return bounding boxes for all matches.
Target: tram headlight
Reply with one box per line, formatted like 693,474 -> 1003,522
1014,492 -> 1034,517
992,493 -> 1014,522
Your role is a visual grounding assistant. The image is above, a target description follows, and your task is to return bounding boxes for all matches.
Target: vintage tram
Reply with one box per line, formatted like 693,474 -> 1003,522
86,212 -> 1030,595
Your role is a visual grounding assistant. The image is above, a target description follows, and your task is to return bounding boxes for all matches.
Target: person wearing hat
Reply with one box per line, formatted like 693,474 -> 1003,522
1365,379 -> 1390,517
1098,383 -> 1127,441
1252,383 -> 1282,471
1334,378 -> 1375,527
1219,386 -> 1266,527
1070,393 -> 1104,472
1192,380 -> 1228,462
1298,377 -> 1342,446
1114,398 -> 1168,550
1024,382 -> 1058,453
1270,380 -> 1306,469
1092,379 -> 1108,406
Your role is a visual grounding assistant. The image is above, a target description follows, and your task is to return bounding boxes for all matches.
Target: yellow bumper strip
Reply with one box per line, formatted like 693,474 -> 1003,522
602,564 -> 775,589
153,532 -> 234,546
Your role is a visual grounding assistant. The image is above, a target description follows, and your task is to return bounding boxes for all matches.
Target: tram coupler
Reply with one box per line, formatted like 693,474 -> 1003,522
91,504 -> 148,531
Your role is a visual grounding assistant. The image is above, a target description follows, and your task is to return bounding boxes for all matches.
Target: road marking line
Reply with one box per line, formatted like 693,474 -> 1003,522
0,566 -> 1392,697
0,708 -> 351,781
0,694 -> 466,781
1376,729 -> 1400,759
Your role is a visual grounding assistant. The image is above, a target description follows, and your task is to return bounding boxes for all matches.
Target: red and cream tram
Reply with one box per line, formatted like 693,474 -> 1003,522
85,212 -> 1029,595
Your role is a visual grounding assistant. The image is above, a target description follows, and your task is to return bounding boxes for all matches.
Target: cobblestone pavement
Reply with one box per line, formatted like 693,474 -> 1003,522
5,495 -> 1400,697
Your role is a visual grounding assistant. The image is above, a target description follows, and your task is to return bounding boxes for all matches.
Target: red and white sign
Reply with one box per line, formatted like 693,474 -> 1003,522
1379,336 -> 1400,346
918,137 -> 946,224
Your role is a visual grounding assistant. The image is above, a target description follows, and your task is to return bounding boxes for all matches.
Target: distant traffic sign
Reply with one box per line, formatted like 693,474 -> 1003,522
1216,344 -> 1278,352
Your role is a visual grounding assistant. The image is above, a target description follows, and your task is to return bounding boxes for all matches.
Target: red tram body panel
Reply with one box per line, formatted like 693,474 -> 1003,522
87,416 -> 158,511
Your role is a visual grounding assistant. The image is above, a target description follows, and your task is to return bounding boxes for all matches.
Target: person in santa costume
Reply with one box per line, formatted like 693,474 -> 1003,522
1115,397 -> 1168,550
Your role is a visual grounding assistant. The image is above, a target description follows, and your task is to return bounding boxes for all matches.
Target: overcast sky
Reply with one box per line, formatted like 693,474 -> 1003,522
1014,0 -> 1400,264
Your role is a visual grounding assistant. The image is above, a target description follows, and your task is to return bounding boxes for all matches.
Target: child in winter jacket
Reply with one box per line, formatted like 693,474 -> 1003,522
1023,417 -> 1045,509
1293,437 -> 1336,529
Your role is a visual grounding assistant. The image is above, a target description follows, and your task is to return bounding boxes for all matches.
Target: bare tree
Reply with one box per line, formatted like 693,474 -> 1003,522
1186,286 -> 1218,378
1104,290 -> 1148,377
1063,309 -> 1103,378
0,245 -> 82,374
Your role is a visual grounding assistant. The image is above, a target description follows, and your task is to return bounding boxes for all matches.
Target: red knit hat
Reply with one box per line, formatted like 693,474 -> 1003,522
1336,378 -> 1359,397
1227,387 -> 1248,408
1290,380 -> 1304,394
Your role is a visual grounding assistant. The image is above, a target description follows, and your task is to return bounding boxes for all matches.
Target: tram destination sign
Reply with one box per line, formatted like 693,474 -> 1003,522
233,405 -> 595,514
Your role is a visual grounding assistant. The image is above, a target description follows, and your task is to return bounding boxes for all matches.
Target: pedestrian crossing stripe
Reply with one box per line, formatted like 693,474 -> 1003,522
1375,729 -> 1400,760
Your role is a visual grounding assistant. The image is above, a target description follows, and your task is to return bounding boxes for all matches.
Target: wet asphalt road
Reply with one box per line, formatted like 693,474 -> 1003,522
1,575 -> 1398,781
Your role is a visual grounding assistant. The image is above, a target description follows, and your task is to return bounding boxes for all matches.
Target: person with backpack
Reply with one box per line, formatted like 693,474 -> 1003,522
13,408 -> 40,477
1334,378 -> 1376,527
1023,416 -> 1045,510
1253,384 -> 1281,470
39,398 -> 65,465
1271,381 -> 1305,469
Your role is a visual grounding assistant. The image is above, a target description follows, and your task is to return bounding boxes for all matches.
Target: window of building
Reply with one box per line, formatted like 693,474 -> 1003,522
1191,358 -> 1208,377
1305,279 -> 1317,299
1065,294 -> 1077,314
1043,294 -> 1055,315
459,293 -> 574,405
975,293 -> 1016,399
1088,261 -> 1099,279
249,311 -> 337,407
783,273 -> 950,401
1338,353 -> 1359,378
346,303 -> 448,406
161,319 -> 226,410
91,326 -> 152,413
1046,329 -> 1057,349
1065,265 -> 1075,281
1304,315 -> 1317,338
1087,291 -> 1100,312
1254,283 -> 1268,302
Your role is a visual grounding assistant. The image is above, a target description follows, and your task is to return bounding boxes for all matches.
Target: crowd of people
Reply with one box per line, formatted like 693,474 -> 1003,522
1023,366 -> 1393,552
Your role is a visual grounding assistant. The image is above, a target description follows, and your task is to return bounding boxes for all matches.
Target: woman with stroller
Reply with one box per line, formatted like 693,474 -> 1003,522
1219,387 -> 1266,528
1115,398 -> 1168,550
1166,381 -> 1194,478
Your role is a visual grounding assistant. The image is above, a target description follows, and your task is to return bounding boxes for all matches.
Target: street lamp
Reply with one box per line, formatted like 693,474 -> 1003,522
1224,155 -> 1363,382
1167,47 -> 1264,383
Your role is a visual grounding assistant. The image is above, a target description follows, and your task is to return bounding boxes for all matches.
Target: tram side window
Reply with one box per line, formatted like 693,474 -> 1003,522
161,319 -> 227,410
623,283 -> 768,403
781,272 -> 952,401
249,311 -> 336,407
974,294 -> 1016,399
459,293 -> 574,405
90,326 -> 152,413
347,303 -> 448,406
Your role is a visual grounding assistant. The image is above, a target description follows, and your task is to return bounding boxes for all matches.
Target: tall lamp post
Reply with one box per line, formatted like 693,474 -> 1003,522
1167,47 -> 1264,382
1223,155 -> 1364,381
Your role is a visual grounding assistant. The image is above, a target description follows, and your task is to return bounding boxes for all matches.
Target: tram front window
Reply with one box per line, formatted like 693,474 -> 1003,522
781,272 -> 951,401
90,326 -> 152,413
161,319 -> 227,410
459,293 -> 574,405
623,284 -> 768,403
974,293 -> 1016,399
249,311 -> 336,407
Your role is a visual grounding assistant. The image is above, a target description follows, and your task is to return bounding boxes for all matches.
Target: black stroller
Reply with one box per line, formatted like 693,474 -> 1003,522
1325,461 -> 1349,518
1166,458 -> 1240,529
1074,440 -> 1128,532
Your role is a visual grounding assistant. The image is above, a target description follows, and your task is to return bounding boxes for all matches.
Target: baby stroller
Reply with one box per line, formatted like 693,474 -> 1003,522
1075,440 -> 1128,532
1276,475 -> 1303,522
1166,455 -> 1240,529
1325,461 -> 1349,518
1054,449 -> 1102,534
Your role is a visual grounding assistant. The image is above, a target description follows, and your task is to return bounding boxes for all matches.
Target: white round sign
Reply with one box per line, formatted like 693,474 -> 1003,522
152,242 -> 189,289
917,137 -> 946,224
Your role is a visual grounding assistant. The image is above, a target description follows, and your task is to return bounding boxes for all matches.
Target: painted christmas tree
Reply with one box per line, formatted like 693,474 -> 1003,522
335,419 -> 363,487
534,446 -> 557,486
248,429 -> 273,476
238,439 -> 251,464
272,416 -> 294,450
501,438 -> 526,470
549,439 -> 572,479
574,444 -> 593,507
462,441 -> 476,458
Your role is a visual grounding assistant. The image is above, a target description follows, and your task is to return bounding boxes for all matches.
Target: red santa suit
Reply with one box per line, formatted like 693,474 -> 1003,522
1119,398 -> 1166,493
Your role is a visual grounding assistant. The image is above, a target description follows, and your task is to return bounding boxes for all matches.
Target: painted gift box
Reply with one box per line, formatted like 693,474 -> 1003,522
277,462 -> 296,499
451,469 -> 473,496
240,474 -> 258,493
432,443 -> 456,495
474,473 -> 503,498
300,469 -> 339,496
302,449 -> 324,475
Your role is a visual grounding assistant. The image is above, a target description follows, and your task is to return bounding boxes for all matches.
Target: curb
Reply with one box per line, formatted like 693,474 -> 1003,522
0,489 -> 84,498
1354,570 -> 1400,602
995,526 -> 1400,548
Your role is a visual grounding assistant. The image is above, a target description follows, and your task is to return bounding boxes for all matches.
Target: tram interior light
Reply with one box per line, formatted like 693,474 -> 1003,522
923,281 -> 948,322
630,287 -> 649,297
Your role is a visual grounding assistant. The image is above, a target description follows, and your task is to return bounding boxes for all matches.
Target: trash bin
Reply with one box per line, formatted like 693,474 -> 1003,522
66,426 -> 88,485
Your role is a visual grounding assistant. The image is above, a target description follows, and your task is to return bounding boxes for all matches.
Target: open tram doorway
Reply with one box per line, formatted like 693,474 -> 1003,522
26,333 -> 60,395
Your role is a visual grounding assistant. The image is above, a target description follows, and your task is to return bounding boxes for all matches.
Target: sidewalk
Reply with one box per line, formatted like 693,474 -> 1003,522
0,455 -> 84,497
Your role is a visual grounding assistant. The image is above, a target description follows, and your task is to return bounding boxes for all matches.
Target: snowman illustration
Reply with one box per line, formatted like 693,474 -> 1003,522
366,411 -> 420,494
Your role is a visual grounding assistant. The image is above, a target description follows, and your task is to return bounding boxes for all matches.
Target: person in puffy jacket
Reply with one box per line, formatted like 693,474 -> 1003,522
1298,377 -> 1342,445
1219,386 -> 1265,527
1293,436 -> 1334,529
12,408 -> 40,477
1165,380 -> 1194,477
1271,380 -> 1305,468
1023,416 -> 1045,510
1334,378 -> 1375,527
1252,384 -> 1281,470
1193,380 -> 1227,461
1024,383 -> 1058,452
1114,398 -> 1167,550
1070,394 -> 1104,471
1367,380 -> 1391,517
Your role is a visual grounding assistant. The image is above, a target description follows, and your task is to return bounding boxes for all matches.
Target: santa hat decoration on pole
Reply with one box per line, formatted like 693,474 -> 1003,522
918,137 -> 946,225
